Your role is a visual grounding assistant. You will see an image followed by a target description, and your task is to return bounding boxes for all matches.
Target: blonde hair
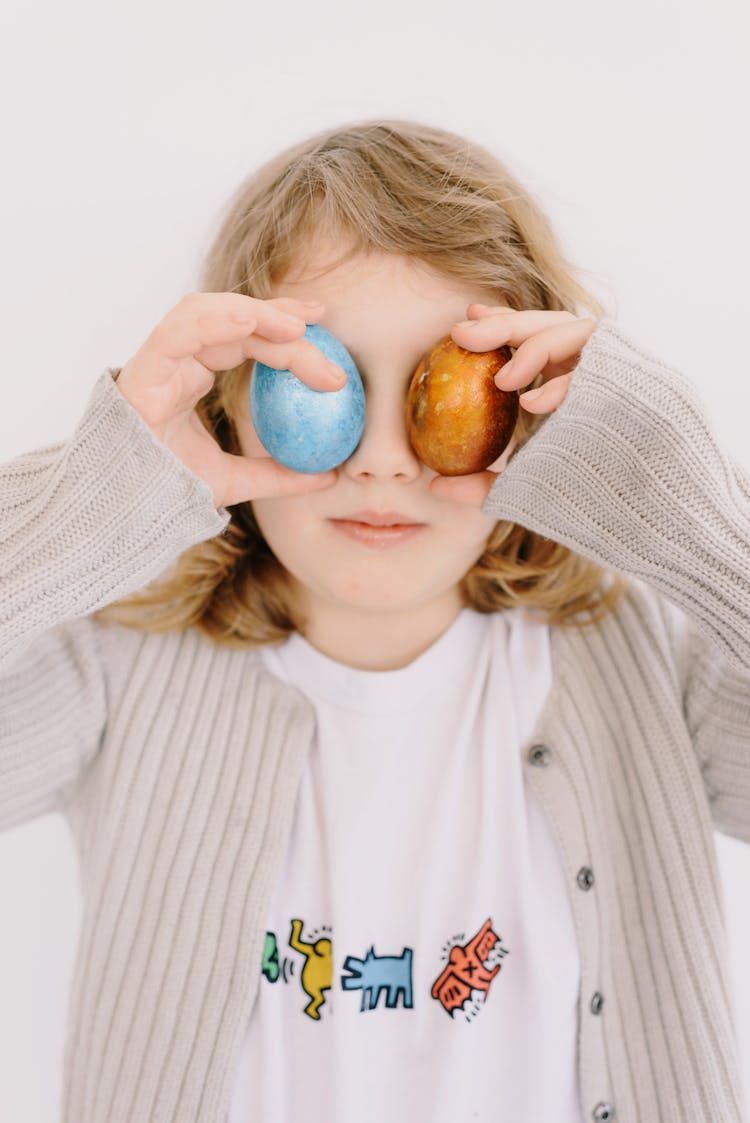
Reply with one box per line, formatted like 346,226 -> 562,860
95,118 -> 629,645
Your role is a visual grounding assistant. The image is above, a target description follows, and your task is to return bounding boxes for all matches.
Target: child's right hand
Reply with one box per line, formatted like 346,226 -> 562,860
115,291 -> 344,509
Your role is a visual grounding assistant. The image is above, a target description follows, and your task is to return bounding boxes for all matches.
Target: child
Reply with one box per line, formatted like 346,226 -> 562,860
1,119 -> 748,1123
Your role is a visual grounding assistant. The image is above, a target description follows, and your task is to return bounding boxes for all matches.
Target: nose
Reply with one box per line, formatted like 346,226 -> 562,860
341,385 -> 423,482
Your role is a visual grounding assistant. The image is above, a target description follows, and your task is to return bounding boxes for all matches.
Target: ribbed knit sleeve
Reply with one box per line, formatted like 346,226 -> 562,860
1,369 -> 230,670
482,318 -> 750,675
0,369 -> 230,829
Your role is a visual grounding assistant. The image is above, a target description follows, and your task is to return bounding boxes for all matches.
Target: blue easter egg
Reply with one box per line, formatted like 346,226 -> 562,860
250,324 -> 366,474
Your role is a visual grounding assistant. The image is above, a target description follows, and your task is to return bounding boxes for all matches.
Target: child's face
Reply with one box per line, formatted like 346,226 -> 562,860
234,244 -> 516,633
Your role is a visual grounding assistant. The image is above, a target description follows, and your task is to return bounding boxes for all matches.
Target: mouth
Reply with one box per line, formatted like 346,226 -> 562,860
327,514 -> 428,549
331,510 -> 426,527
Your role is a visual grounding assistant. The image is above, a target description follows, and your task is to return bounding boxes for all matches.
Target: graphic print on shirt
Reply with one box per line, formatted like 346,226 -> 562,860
260,915 -> 508,1022
431,918 -> 510,1022
261,931 -> 281,983
288,918 -> 333,1020
340,946 -> 414,1012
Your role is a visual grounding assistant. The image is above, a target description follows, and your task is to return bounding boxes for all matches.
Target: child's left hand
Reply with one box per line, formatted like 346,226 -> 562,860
429,305 -> 598,507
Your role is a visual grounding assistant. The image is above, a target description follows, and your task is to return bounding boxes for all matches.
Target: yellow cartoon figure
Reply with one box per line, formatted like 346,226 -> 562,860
289,918 -> 332,1021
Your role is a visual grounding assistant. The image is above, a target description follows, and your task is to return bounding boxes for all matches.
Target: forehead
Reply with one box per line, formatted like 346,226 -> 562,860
274,244 -> 486,307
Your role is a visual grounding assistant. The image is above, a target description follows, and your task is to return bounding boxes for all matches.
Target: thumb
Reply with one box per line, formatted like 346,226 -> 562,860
220,450 -> 337,506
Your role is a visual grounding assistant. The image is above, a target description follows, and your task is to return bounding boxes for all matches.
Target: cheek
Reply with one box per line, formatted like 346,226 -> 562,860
251,497 -> 286,538
450,509 -> 499,563
251,495 -> 313,556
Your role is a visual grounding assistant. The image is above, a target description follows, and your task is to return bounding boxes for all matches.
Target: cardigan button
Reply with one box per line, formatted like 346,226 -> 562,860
577,866 -> 595,890
590,991 -> 605,1015
592,1102 -> 615,1121
528,743 -> 552,767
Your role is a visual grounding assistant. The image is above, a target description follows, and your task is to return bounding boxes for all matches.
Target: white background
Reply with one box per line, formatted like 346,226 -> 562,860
0,0 -> 748,1119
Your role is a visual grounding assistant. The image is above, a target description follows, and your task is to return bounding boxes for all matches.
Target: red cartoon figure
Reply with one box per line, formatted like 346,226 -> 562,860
431,918 -> 509,1020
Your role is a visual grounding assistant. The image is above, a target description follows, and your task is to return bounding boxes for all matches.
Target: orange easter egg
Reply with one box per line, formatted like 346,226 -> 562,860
406,335 -> 518,476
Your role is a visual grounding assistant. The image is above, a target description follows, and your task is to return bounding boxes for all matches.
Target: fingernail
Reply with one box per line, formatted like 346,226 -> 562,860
330,365 -> 347,384
522,386 -> 544,401
283,313 -> 306,325
456,319 -> 481,329
302,300 -> 323,307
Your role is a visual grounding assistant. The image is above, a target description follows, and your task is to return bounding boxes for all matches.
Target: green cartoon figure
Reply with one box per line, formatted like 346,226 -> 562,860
261,931 -> 280,983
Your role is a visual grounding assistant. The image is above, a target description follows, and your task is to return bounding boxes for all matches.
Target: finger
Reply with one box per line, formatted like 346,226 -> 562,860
191,330 -> 345,393
519,371 -> 573,413
268,296 -> 326,321
465,303 -> 516,318
244,335 -> 347,392
220,451 -> 338,506
141,294 -> 311,384
428,471 -> 496,507
450,309 -> 578,353
494,319 -> 597,392
244,298 -> 335,351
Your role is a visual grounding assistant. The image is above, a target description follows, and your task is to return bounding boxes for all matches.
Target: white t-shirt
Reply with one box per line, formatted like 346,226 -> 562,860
229,606 -> 584,1122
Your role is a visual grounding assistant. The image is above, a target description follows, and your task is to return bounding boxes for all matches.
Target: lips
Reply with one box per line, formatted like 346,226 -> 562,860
332,510 -> 425,527
328,518 -> 427,549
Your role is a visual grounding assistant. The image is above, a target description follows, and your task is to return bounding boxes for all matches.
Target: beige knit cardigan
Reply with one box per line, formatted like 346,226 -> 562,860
1,320 -> 749,1122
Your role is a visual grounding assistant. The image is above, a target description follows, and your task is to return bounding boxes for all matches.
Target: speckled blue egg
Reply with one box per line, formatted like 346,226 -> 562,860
250,324 -> 365,474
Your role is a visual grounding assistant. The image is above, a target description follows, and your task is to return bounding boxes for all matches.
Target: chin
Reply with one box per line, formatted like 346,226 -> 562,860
329,577 -> 421,612
320,563 -> 462,614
